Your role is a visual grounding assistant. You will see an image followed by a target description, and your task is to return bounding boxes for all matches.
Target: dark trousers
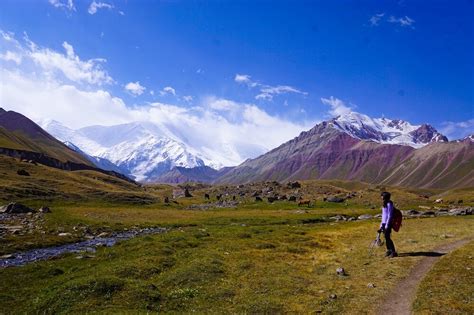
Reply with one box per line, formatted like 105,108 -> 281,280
384,226 -> 396,253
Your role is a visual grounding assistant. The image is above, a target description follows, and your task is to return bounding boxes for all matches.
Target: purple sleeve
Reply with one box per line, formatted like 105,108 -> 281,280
386,202 -> 394,227
380,206 -> 386,228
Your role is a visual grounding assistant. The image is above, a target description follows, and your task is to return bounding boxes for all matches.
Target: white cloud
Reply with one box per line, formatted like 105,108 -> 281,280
388,15 -> 415,28
182,95 -> 193,102
234,73 -> 307,101
256,85 -> 307,101
0,69 -> 130,129
0,29 -> 315,166
0,32 -> 113,86
88,1 -> 114,15
160,86 -> 176,96
0,66 -> 313,165
27,41 -> 113,85
125,81 -> 146,96
369,13 -> 385,26
0,51 -> 22,64
49,0 -> 75,11
439,119 -> 474,140
321,96 -> 354,117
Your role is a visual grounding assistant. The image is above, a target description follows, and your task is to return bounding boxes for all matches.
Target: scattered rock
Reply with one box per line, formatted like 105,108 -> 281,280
0,254 -> 15,259
184,188 -> 193,198
97,232 -> 109,238
267,197 -> 277,203
0,203 -> 35,214
288,196 -> 297,202
358,214 -> 373,220
38,206 -> 51,213
287,181 -> 301,189
367,283 -> 376,288
17,169 -> 30,176
326,196 -> 345,203
434,198 -> 443,203
329,294 -> 337,299
58,232 -> 72,237
336,267 -> 346,276
448,208 -> 473,216
255,196 -> 263,202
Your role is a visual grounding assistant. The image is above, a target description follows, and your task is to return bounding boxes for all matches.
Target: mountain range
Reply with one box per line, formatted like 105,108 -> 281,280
1,107 -> 472,189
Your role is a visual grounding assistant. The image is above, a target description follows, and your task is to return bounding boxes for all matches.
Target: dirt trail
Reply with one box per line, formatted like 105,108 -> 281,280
378,238 -> 472,315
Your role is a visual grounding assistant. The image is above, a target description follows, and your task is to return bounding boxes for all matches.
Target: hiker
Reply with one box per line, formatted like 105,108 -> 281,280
378,191 -> 398,258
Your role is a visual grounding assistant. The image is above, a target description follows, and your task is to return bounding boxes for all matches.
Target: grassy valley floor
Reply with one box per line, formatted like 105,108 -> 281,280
1,208 -> 473,314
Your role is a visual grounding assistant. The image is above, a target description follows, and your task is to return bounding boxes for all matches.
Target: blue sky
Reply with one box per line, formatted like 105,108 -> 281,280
0,0 -> 473,140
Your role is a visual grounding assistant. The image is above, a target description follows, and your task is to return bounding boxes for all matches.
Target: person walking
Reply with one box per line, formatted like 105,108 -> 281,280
378,191 -> 398,258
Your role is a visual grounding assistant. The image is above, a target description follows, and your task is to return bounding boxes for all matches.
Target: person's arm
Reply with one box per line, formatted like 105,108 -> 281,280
379,206 -> 387,230
385,202 -> 394,228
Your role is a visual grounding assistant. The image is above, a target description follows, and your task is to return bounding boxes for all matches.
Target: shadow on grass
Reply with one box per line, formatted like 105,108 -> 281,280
398,252 -> 445,257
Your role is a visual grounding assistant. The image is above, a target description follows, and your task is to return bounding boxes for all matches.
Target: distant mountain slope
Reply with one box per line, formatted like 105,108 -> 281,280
0,108 -> 93,165
156,166 -> 234,184
216,120 -> 472,189
381,141 -> 474,189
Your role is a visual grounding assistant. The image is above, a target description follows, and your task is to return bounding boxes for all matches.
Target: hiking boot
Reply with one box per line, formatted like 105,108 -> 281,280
388,252 -> 398,258
385,250 -> 392,257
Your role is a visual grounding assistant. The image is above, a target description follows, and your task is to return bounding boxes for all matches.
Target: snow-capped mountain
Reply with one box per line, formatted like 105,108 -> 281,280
39,110 -> 450,183
453,134 -> 474,143
39,120 -> 226,182
329,111 -> 448,148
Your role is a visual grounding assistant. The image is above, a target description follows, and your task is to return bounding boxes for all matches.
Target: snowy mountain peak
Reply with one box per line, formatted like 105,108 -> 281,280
39,119 -> 225,182
453,134 -> 474,143
329,112 -> 447,148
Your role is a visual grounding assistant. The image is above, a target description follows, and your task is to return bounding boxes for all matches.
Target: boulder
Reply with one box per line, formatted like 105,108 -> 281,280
287,181 -> 301,189
38,206 -> 51,213
17,169 -> 30,176
0,203 -> 35,214
326,196 -> 345,203
449,208 -> 472,216
184,188 -> 193,198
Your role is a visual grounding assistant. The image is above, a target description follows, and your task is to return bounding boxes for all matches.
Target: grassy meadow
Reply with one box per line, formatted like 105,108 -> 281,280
1,155 -> 473,313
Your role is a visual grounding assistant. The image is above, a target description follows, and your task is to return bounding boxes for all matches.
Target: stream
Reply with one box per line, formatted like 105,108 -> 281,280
0,227 -> 167,268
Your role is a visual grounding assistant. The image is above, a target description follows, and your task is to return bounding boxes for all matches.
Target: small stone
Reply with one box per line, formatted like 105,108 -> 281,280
97,232 -> 109,238
329,294 -> 337,299
1,254 -> 15,259
38,206 -> 51,213
336,267 -> 346,276
367,283 -> 376,288
58,232 -> 72,237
